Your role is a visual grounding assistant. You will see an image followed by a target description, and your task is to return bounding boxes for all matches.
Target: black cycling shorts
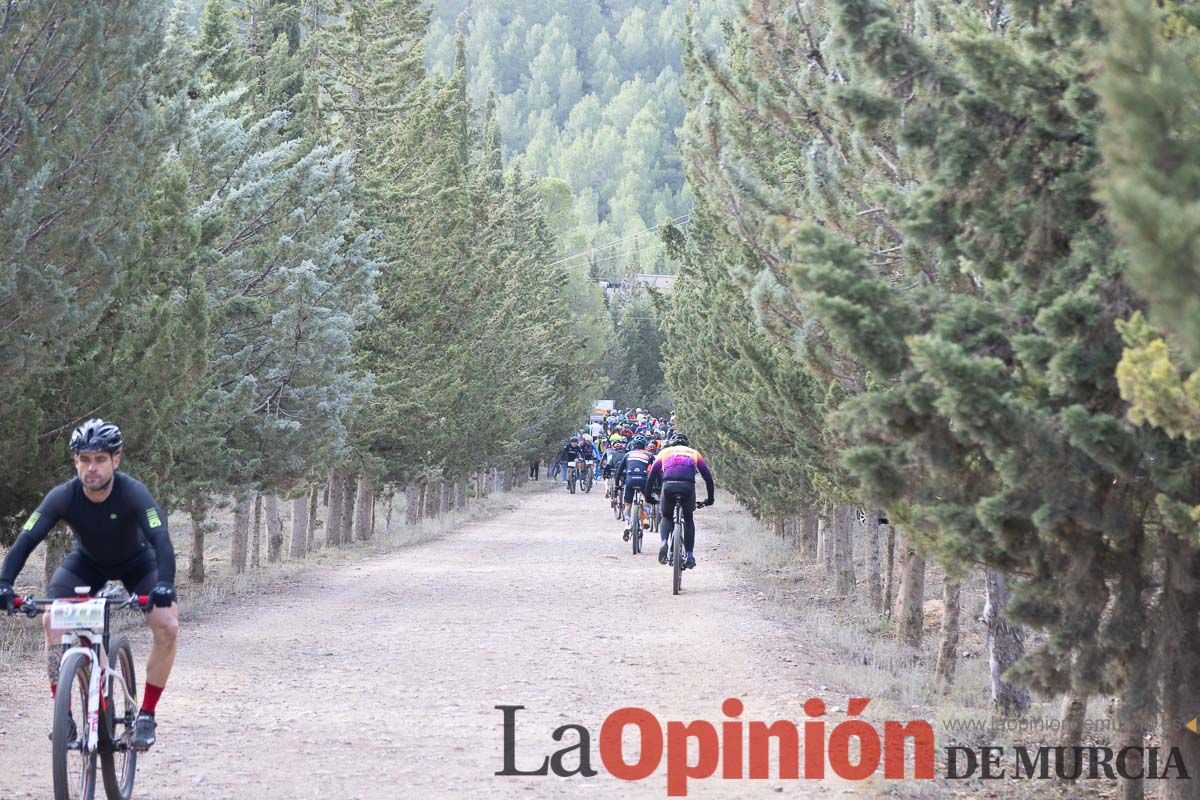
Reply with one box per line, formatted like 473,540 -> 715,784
47,547 -> 158,599
623,478 -> 647,504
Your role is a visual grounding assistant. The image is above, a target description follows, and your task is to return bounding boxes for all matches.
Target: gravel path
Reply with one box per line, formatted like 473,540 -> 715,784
1,486 -> 865,799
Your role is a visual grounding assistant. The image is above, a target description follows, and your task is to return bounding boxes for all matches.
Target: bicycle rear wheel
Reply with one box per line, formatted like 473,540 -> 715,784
672,515 -> 684,595
632,502 -> 642,555
101,636 -> 137,800
54,651 -> 98,800
583,470 -> 592,493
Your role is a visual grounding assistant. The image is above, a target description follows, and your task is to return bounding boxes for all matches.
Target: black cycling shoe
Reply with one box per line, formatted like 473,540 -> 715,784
49,717 -> 78,743
131,713 -> 156,751
658,542 -> 669,565
685,555 -> 697,570
622,527 -> 631,542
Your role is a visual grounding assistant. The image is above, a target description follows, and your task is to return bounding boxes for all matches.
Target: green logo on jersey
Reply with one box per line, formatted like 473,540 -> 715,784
111,513 -> 118,520
22,511 -> 40,531
146,509 -> 162,529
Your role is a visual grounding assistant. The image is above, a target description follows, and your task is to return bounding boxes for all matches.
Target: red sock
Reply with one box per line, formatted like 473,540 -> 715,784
50,683 -> 56,700
141,682 -> 164,715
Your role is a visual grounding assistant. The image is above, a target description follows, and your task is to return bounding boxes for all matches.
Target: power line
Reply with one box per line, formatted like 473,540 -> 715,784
546,213 -> 692,269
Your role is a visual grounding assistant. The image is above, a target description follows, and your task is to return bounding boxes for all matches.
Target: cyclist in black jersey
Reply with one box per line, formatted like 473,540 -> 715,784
0,419 -> 178,751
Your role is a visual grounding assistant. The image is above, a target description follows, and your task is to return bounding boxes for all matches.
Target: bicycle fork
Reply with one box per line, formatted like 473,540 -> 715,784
63,641 -> 104,754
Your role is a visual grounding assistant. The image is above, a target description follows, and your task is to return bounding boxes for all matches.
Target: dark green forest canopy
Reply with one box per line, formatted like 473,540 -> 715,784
425,0 -> 736,279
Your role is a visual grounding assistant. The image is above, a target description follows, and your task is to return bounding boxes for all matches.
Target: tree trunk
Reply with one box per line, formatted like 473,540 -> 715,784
475,470 -> 485,501
188,499 -> 208,584
833,505 -> 856,597
934,578 -> 961,688
816,510 -> 833,574
405,482 -> 421,526
502,466 -> 514,492
43,526 -> 71,588
492,467 -> 501,493
306,485 -> 319,552
438,479 -> 449,516
231,492 -> 252,574
290,494 -> 308,559
866,511 -> 882,611
326,471 -> 346,547
984,569 -> 1030,714
250,493 -> 263,569
772,517 -> 785,538
339,474 -> 356,545
354,475 -> 374,541
417,480 -> 429,520
1057,687 -> 1088,782
895,530 -> 925,648
1158,532 -> 1200,800
798,507 -> 818,560
384,492 -> 394,535
424,478 -> 438,518
266,494 -> 284,563
883,524 -> 896,619
456,478 -> 467,509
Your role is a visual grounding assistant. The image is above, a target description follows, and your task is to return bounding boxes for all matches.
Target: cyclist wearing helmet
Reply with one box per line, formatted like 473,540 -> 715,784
645,432 -> 714,570
579,435 -> 599,482
601,440 -> 625,497
616,436 -> 654,540
0,419 -> 178,751
557,436 -> 584,486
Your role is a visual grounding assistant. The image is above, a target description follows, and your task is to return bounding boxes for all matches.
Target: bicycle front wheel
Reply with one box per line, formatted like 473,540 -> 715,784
101,636 -> 137,800
54,651 -> 98,800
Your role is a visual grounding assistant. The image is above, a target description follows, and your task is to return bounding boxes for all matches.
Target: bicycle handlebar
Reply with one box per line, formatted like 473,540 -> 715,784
9,594 -> 151,617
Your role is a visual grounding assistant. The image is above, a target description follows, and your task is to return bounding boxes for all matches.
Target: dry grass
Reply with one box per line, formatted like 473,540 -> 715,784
712,508 -> 1123,800
0,481 -> 548,668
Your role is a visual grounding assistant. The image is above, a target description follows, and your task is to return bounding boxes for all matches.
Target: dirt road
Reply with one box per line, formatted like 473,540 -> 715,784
1,485 -> 867,799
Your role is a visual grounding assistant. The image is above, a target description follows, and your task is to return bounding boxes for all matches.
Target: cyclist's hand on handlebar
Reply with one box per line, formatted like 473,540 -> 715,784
149,583 -> 176,608
0,582 -> 14,612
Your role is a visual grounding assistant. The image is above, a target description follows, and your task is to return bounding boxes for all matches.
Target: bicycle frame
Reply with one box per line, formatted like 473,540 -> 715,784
15,592 -> 145,754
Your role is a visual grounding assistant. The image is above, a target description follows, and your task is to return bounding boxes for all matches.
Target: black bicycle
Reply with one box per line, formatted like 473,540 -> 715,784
626,489 -> 648,555
10,587 -> 149,800
566,463 -> 577,494
664,500 -> 707,595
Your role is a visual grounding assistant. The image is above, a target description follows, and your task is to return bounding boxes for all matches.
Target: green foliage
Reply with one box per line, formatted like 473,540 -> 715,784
674,0 -> 1200,744
0,0 -> 192,533
425,1 -> 736,278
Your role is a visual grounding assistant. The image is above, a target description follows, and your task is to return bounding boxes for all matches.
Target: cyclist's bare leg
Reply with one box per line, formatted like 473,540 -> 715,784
145,604 -> 179,687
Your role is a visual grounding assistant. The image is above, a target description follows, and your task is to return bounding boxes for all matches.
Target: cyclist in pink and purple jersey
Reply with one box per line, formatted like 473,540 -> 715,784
645,432 -> 714,570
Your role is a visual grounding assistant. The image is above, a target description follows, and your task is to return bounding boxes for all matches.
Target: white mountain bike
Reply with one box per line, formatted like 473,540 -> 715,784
11,586 -> 149,800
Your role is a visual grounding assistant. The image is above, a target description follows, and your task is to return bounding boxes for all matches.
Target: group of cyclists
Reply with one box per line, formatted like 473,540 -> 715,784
0,410 -> 714,768
553,407 -> 716,570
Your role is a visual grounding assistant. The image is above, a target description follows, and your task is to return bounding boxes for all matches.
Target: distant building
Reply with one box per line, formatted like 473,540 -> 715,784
599,273 -> 678,302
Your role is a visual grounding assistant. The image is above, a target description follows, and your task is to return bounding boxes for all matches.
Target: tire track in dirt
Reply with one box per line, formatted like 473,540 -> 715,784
1,486 -> 864,799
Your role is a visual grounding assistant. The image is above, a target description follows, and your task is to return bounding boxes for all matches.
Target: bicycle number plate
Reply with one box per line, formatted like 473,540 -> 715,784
50,599 -> 105,630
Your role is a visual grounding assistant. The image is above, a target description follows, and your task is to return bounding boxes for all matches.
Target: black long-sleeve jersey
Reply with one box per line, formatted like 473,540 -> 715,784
1,472 -> 175,586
